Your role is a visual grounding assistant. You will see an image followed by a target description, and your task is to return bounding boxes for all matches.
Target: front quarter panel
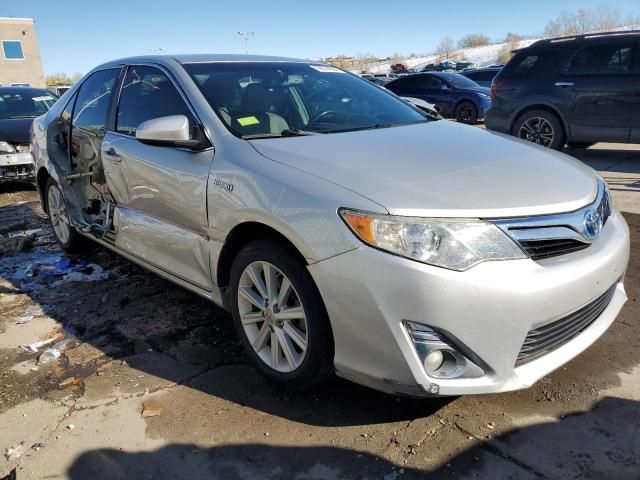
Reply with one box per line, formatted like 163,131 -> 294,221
206,137 -> 387,270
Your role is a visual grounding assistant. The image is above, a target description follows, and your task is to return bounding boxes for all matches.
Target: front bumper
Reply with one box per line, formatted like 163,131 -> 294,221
0,152 -> 35,183
308,209 -> 629,396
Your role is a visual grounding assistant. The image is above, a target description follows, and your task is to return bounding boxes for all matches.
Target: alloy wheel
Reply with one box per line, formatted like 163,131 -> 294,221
237,261 -> 308,373
519,117 -> 554,147
459,105 -> 474,123
47,184 -> 71,244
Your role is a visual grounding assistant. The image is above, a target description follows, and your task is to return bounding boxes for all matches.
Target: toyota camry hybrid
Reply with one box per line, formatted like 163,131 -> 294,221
31,55 -> 629,397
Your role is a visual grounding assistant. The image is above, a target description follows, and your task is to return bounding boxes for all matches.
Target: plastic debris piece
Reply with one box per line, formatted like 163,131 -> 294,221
4,442 -> 25,460
19,334 -> 63,353
142,400 -> 165,418
16,315 -> 34,325
31,442 -> 45,451
37,348 -> 61,365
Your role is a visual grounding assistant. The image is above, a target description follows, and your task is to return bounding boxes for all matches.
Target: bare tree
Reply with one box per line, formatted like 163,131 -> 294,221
436,37 -> 454,59
544,6 -> 623,38
458,33 -> 491,49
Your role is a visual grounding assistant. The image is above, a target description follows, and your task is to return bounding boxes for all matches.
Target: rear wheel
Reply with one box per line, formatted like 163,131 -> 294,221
229,240 -> 334,390
454,101 -> 478,124
512,109 -> 565,150
45,178 -> 85,253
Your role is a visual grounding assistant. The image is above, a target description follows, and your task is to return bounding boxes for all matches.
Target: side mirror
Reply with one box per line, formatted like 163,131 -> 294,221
136,115 -> 208,150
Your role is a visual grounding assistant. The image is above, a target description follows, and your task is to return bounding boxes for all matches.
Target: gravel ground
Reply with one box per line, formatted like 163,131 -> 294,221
0,143 -> 638,480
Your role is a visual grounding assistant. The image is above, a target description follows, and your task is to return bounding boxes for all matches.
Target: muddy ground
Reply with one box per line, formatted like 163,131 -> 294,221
0,143 -> 639,480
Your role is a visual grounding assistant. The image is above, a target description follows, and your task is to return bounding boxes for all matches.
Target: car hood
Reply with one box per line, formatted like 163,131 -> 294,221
0,118 -> 35,144
249,121 -> 598,218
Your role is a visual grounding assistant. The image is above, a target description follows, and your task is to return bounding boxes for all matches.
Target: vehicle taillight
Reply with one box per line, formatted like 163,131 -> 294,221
490,78 -> 506,100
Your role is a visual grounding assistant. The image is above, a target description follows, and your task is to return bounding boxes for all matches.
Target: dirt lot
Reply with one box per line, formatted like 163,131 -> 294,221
0,144 -> 639,480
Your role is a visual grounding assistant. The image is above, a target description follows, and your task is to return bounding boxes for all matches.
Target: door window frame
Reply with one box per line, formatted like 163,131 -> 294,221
110,63 -> 213,150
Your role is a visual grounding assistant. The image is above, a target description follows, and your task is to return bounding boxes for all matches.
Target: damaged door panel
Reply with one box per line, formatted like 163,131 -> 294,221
45,68 -> 122,232
100,65 -> 215,290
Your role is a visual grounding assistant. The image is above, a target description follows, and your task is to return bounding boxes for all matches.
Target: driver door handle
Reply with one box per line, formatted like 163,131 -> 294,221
554,81 -> 574,87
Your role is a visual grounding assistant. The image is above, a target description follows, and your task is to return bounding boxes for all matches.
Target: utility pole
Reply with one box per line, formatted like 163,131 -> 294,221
237,31 -> 255,55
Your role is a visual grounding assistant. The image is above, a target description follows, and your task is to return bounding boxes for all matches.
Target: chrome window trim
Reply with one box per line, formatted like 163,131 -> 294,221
493,180 -> 610,248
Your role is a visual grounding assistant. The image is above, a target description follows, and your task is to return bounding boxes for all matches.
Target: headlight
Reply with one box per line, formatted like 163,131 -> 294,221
478,93 -> 491,100
0,141 -> 16,154
16,144 -> 32,153
339,209 -> 526,271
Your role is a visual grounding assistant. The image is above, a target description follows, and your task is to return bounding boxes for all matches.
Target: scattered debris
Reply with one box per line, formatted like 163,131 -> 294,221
66,424 -> 75,430
141,399 -> 165,418
0,236 -> 31,255
4,442 -> 24,460
31,443 -> 45,451
487,422 -> 495,430
19,333 -> 64,353
11,255 -> 110,292
16,315 -> 34,325
37,337 -> 80,365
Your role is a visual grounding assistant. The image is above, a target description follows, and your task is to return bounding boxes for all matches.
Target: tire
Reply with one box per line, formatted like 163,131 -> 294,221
512,109 -> 565,150
567,141 -> 595,149
229,240 -> 334,390
454,101 -> 478,125
45,178 -> 85,253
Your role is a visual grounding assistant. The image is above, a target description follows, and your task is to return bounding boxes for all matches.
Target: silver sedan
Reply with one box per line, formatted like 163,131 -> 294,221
31,55 -> 629,396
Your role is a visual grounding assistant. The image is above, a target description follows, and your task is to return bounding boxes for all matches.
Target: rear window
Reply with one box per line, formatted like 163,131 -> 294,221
501,51 -> 554,78
465,70 -> 497,82
564,42 -> 634,75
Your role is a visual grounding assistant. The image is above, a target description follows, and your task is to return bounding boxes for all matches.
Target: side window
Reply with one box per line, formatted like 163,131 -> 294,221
501,51 -> 554,78
465,72 -> 481,81
116,66 -> 194,137
53,91 -> 77,154
388,77 -> 414,89
71,68 -> 120,167
418,76 -> 444,89
565,43 -> 633,75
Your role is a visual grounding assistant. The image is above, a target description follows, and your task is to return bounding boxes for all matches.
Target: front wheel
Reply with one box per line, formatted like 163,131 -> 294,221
454,101 -> 478,125
229,240 -> 334,390
512,109 -> 565,150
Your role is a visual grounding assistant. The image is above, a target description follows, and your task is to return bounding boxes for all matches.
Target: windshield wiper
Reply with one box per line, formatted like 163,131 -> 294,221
242,129 -> 319,140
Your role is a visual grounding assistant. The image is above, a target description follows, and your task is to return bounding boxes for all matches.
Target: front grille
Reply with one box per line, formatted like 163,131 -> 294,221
518,238 -> 589,260
515,281 -> 618,366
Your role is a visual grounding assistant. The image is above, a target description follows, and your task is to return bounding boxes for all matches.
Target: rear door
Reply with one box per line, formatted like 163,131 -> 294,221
560,40 -> 635,142
101,64 -> 215,291
387,75 -> 452,115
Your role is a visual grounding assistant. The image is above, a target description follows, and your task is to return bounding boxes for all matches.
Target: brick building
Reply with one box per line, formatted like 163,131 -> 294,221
0,17 -> 45,87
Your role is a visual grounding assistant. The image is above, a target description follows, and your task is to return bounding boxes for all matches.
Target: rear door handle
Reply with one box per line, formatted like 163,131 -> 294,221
103,147 -> 121,161
554,82 -> 574,87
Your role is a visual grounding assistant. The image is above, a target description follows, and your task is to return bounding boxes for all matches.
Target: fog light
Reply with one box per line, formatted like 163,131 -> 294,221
424,350 -> 444,372
405,321 -> 485,379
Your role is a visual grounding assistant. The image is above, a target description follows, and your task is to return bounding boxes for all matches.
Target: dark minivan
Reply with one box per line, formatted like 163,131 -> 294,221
486,30 -> 640,149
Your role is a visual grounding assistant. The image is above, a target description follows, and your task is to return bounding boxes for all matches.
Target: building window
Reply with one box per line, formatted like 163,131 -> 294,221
2,40 -> 25,60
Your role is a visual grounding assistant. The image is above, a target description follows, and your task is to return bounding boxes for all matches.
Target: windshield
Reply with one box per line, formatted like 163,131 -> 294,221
183,62 -> 428,138
441,74 -> 480,89
0,90 -> 57,120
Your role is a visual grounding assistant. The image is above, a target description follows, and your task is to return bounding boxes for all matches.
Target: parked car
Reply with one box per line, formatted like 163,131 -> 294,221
421,63 -> 437,72
0,86 -> 57,183
459,66 -> 502,87
486,30 -> 640,149
390,63 -> 408,73
366,76 -> 389,86
385,72 -> 492,124
32,55 -> 629,397
455,61 -> 475,71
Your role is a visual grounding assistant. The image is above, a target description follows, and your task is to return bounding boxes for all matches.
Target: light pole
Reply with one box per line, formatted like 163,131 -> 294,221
237,31 -> 255,55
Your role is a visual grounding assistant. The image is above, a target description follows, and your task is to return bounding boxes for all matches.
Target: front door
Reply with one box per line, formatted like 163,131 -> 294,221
101,65 -> 215,291
560,40 -> 635,143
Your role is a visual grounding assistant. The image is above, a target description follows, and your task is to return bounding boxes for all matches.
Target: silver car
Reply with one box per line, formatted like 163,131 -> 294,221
31,55 -> 630,396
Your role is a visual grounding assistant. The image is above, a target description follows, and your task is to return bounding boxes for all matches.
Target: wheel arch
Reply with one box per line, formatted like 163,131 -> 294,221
216,221 -> 310,309
510,103 -> 570,140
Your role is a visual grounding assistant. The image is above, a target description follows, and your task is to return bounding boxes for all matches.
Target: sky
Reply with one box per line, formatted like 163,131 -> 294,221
2,0 -> 639,76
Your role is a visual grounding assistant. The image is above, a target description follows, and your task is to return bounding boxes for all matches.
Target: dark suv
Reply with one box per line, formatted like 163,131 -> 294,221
486,31 -> 640,149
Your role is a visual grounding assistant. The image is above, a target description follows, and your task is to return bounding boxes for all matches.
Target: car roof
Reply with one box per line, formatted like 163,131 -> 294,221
461,67 -> 501,73
526,29 -> 640,50
0,86 -> 52,94
95,54 -> 315,70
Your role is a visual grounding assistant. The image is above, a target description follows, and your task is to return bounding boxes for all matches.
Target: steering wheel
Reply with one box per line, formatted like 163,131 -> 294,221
307,110 -> 345,127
